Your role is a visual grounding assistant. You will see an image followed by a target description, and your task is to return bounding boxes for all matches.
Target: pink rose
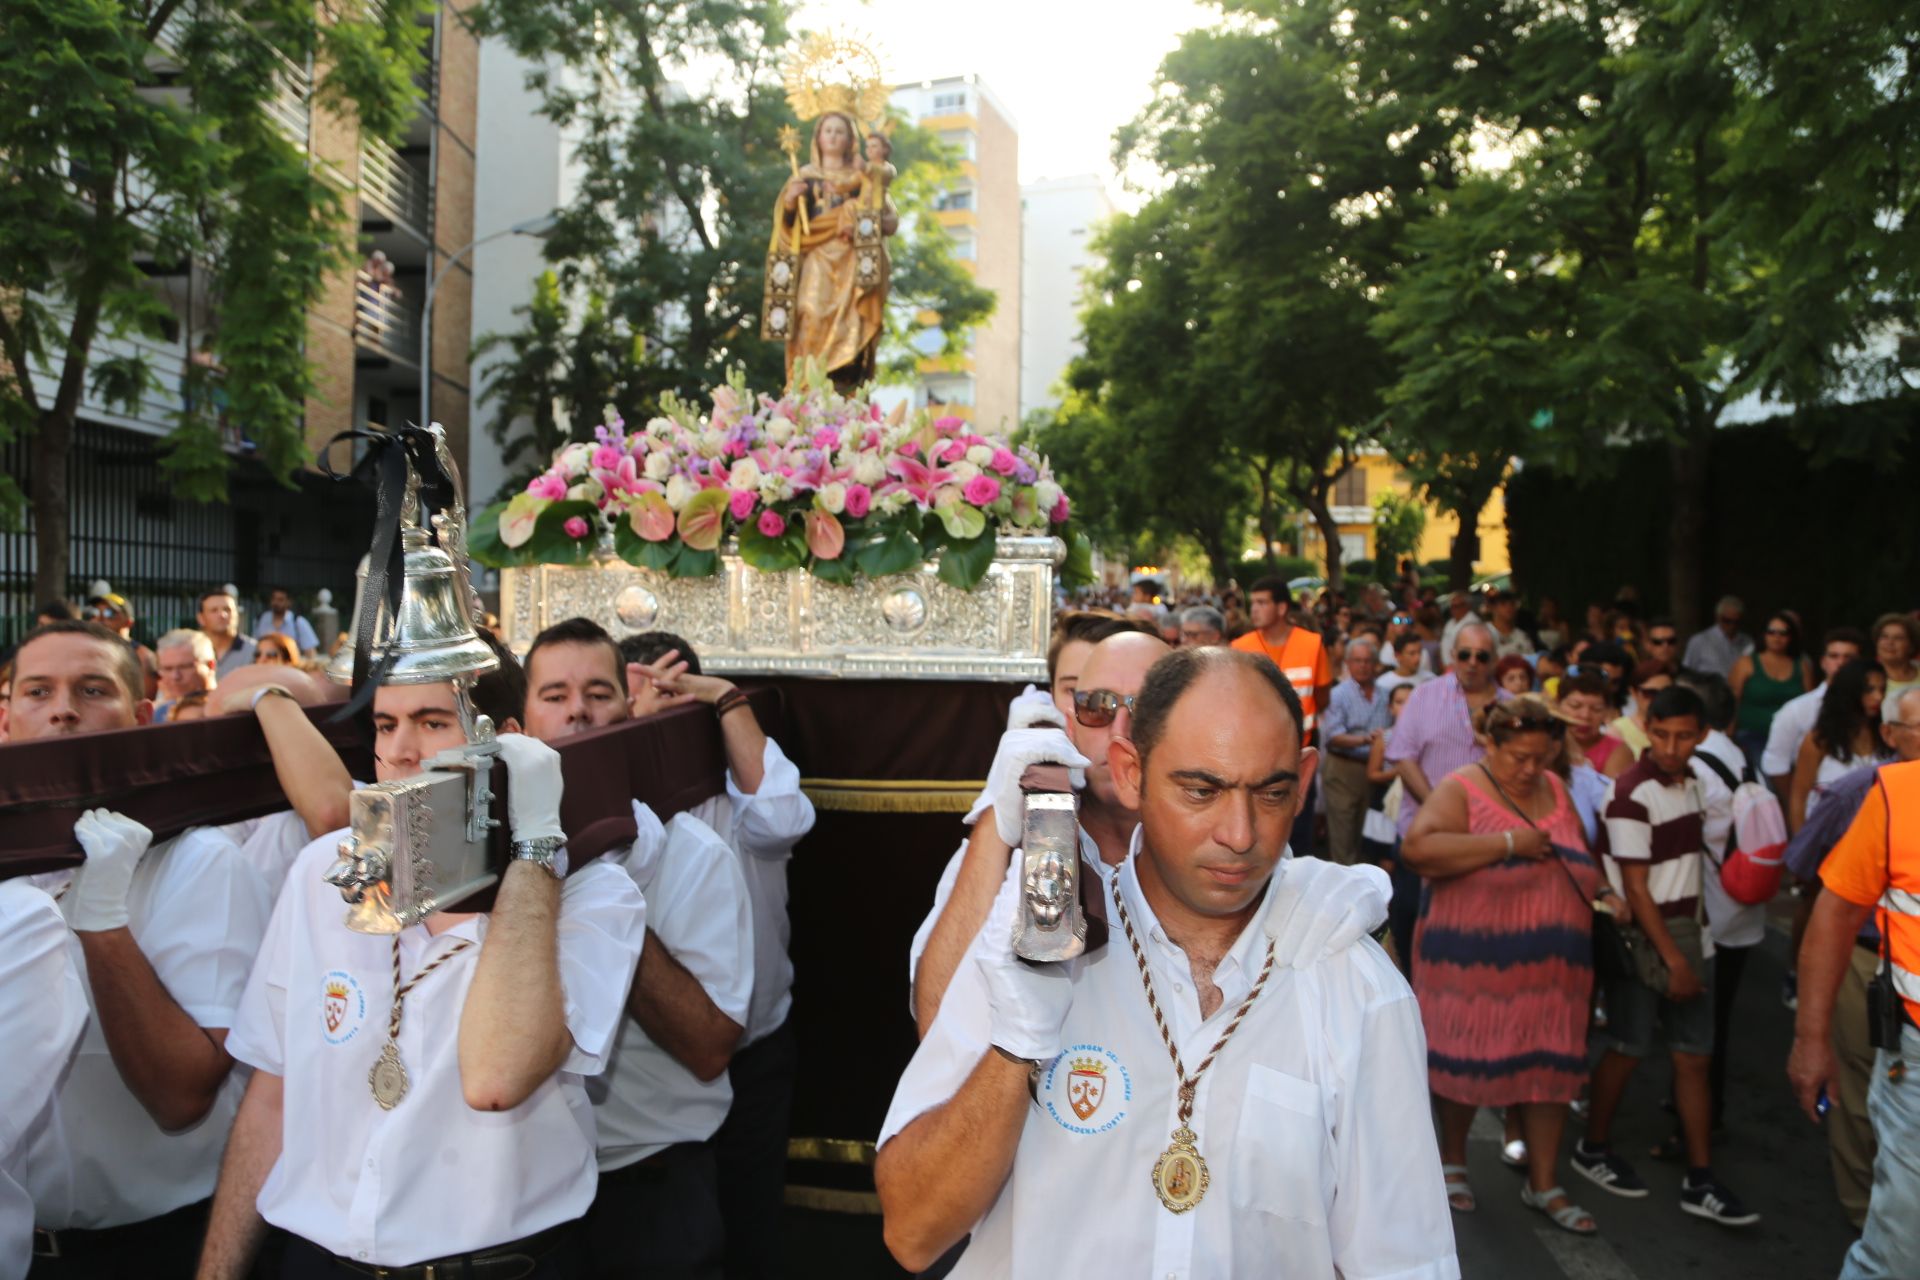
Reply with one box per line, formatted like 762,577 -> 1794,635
843,483 -> 872,518
941,441 -> 968,463
528,473 -> 567,501
933,415 -> 965,432
1049,493 -> 1071,523
963,474 -> 1001,506
805,510 -> 845,560
563,515 -> 591,540
591,444 -> 622,471
729,489 -> 758,520
757,509 -> 787,538
989,447 -> 1018,476
813,428 -> 840,449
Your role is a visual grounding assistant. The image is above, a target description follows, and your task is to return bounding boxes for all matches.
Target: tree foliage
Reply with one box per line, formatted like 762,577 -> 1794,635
0,0 -> 431,598
467,0 -> 994,490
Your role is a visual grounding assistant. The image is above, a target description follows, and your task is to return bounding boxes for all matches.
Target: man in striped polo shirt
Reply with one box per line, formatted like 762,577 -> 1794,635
1573,685 -> 1760,1227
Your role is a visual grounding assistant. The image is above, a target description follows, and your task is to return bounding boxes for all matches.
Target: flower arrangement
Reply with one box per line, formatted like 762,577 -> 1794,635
470,363 -> 1092,592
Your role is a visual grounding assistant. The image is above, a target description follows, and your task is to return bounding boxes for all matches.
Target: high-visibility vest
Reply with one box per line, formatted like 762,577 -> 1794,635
1878,760 -> 1920,1026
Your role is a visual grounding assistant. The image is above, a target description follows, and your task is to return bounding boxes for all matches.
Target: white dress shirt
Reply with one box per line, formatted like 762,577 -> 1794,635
881,847 -> 1458,1280
590,805 -> 754,1171
26,826 -> 271,1230
0,884 -> 87,1280
685,738 -> 814,1044
225,835 -> 646,1266
1763,684 -> 1827,777
220,809 -> 319,903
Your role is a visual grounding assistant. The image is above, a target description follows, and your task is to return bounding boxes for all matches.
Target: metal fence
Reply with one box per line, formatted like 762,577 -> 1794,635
1,420 -> 375,652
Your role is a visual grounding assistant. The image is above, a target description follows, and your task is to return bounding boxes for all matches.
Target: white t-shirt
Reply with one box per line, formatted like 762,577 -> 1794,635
881,851 -> 1457,1280
1376,668 -> 1434,697
1763,686 -> 1825,777
26,826 -> 272,1230
0,883 -> 88,1278
590,805 -> 754,1171
685,738 -> 814,1045
226,834 -> 645,1266
1692,730 -> 1767,949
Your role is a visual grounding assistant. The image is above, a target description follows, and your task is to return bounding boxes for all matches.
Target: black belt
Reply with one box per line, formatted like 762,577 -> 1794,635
294,1219 -> 578,1279
32,1198 -> 208,1261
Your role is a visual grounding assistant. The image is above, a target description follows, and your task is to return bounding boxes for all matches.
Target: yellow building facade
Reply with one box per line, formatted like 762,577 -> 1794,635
1291,448 -> 1511,576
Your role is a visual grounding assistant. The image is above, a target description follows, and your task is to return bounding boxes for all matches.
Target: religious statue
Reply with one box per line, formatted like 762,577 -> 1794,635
762,33 -> 898,392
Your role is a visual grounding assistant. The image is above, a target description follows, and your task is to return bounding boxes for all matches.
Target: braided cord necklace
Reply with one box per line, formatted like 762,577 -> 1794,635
369,934 -> 474,1109
1112,884 -> 1276,1214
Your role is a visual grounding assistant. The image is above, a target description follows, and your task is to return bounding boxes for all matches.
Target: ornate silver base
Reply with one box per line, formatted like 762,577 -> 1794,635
500,535 -> 1062,681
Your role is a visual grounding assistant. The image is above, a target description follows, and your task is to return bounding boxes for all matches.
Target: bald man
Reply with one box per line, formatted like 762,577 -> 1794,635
911,632 -> 1171,1037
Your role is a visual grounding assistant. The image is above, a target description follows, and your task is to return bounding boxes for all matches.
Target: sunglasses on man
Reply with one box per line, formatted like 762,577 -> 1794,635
1455,648 -> 1493,665
1072,688 -> 1136,729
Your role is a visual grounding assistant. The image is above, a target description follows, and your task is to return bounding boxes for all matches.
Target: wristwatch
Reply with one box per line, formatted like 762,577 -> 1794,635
509,836 -> 565,879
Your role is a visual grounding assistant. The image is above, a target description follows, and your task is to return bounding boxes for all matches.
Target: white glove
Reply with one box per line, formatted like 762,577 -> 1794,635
964,727 -> 1092,847
1265,858 -> 1390,969
493,733 -> 565,844
68,809 -> 152,932
976,854 -> 1075,1063
1006,684 -> 1067,733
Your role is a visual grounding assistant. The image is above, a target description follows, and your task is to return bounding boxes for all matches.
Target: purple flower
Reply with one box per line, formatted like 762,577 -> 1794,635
1012,460 -> 1038,485
563,515 -> 591,540
757,509 -> 787,538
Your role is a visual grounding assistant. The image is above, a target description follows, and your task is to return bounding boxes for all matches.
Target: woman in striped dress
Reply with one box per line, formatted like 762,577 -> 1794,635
1405,696 -> 1616,1235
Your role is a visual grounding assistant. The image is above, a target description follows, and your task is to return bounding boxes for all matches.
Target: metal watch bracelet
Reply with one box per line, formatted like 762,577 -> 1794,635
509,836 -> 566,878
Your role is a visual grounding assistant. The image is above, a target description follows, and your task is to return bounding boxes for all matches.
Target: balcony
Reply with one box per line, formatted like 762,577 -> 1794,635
360,137 -> 430,235
24,324 -> 254,451
353,270 -> 421,365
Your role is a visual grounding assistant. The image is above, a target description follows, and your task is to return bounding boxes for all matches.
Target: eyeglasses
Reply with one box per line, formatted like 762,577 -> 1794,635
1647,634 -> 1677,646
1765,627 -> 1792,637
1073,688 -> 1136,728
1455,649 -> 1493,664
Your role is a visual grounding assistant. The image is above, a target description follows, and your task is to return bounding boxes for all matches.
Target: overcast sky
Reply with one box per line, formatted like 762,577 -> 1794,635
794,0 -> 1213,201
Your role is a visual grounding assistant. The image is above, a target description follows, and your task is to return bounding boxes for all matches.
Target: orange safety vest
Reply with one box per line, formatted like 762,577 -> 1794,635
1878,762 -> 1920,1027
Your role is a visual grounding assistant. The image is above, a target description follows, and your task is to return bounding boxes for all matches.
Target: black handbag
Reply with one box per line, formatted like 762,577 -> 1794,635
1479,765 -> 1627,978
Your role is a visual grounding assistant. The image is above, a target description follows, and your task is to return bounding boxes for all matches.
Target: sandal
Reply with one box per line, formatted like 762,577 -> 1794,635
1443,1164 -> 1475,1212
1521,1184 -> 1598,1235
1500,1138 -> 1530,1169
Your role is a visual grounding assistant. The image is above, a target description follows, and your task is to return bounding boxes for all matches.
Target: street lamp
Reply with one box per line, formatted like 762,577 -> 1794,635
419,212 -> 559,429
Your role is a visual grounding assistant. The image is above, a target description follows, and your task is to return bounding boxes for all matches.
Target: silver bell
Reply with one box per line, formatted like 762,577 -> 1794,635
328,523 -> 498,686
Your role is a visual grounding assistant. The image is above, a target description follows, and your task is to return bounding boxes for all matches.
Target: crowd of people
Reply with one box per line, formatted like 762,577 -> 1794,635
2,563 -> 1917,1279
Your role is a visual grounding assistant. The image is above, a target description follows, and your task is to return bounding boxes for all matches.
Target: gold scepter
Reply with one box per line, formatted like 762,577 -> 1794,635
778,123 -> 808,240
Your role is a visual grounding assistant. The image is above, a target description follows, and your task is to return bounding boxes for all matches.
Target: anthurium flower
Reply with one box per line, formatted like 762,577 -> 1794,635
628,491 -> 675,542
805,509 -> 846,560
678,487 -> 730,551
937,490 -> 988,540
500,492 -> 546,548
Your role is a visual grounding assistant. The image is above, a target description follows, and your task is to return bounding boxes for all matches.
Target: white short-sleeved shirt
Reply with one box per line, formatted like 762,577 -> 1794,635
26,826 -> 271,1230
0,883 -> 88,1279
590,805 -> 754,1171
685,738 -> 814,1044
1763,686 -> 1826,777
220,809 -> 319,902
225,834 -> 645,1266
1692,730 -> 1767,949
881,851 -> 1458,1280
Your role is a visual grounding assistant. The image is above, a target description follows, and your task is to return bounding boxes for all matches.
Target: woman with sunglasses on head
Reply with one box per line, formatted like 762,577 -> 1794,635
1403,696 -> 1613,1235
1729,612 -> 1812,770
1789,658 -> 1892,834
253,633 -> 299,666
1608,659 -> 1676,761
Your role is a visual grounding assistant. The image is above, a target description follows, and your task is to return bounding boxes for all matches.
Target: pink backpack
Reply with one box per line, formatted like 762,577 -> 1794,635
1697,752 -> 1788,905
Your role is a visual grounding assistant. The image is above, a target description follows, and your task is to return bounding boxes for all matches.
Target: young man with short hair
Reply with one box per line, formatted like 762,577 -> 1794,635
1231,577 -> 1333,855
7,622 -> 272,1275
1377,631 -> 1436,696
252,588 -> 319,656
197,589 -> 257,678
1574,685 -> 1759,1227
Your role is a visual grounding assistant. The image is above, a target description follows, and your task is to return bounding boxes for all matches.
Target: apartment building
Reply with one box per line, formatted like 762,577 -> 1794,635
1019,173 -> 1114,423
889,75 -> 1022,434
2,2 -> 478,642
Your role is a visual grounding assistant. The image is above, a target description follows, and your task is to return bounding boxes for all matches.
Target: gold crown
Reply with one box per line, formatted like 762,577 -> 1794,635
1069,1056 -> 1107,1076
325,980 -> 349,1000
783,30 -> 890,127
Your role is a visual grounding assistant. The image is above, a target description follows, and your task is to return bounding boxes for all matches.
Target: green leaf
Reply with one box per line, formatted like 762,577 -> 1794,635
808,552 -> 857,585
613,518 -> 678,571
1061,527 -> 1095,588
670,546 -> 719,578
523,500 -> 601,560
854,523 -> 925,578
739,519 -> 805,573
935,528 -> 997,591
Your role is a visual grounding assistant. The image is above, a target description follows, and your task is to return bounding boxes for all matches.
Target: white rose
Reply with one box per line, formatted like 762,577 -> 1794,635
950,460 -> 981,484
729,457 -> 763,492
877,488 -> 913,515
698,428 -> 724,457
854,451 -> 887,486
1035,479 -> 1063,512
766,414 -> 795,445
819,481 -> 847,515
760,473 -> 794,504
966,444 -> 993,467
643,450 -> 672,481
558,442 -> 592,476
646,417 -> 675,437
665,475 -> 696,511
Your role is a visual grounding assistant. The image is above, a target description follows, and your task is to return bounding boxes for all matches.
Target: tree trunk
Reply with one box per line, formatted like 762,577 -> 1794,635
1303,492 -> 1344,592
1446,487 -> 1488,591
31,407 -> 72,605
1252,463 -> 1278,571
1667,431 -> 1713,633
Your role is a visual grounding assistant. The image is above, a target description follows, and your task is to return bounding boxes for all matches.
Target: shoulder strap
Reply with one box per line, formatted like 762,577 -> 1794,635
1694,749 -> 1739,793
